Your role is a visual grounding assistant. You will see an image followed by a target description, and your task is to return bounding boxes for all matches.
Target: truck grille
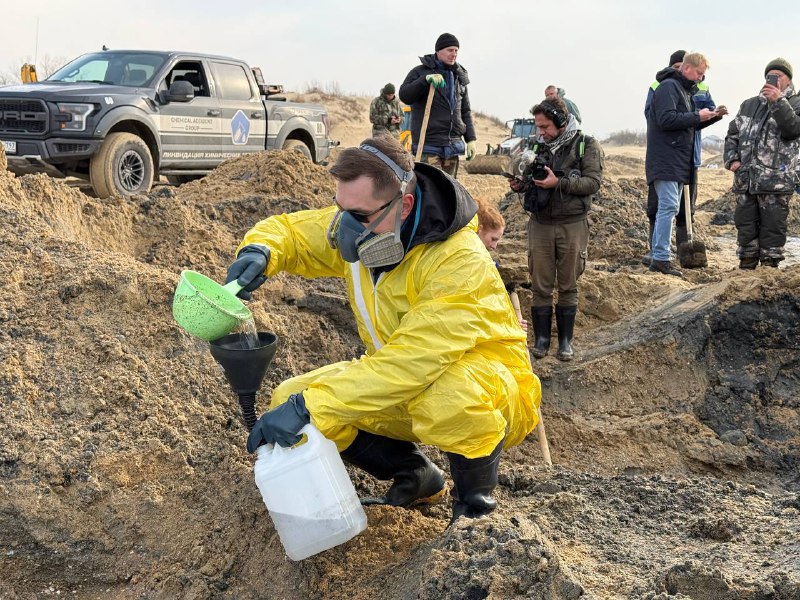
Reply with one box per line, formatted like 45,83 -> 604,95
54,143 -> 91,154
0,98 -> 48,134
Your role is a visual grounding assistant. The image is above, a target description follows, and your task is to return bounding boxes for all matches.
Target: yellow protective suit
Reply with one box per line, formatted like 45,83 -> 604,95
239,205 -> 541,459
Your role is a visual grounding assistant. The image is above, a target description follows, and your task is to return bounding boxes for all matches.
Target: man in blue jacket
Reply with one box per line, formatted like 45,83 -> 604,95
642,50 -> 727,266
645,52 -> 723,276
400,33 -> 477,177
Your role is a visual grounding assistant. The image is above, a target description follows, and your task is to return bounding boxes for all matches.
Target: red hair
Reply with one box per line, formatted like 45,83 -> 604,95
475,196 -> 504,231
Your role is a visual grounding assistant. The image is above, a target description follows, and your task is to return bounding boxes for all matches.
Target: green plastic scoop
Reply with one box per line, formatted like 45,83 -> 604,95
172,270 -> 252,341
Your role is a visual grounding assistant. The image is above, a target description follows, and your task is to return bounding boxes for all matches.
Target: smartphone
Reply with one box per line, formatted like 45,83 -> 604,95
766,73 -> 779,86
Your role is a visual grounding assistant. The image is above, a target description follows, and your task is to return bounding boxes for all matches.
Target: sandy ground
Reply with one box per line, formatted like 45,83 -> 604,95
1,99 -> 799,600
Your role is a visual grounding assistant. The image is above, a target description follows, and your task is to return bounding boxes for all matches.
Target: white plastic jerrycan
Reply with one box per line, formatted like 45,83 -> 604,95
253,424 -> 367,561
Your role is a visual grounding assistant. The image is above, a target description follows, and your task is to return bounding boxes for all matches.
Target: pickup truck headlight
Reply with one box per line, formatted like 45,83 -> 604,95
55,103 -> 94,131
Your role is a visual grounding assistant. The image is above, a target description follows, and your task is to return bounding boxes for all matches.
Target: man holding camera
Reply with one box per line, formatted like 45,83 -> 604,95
508,97 -> 603,361
645,52 -> 722,277
724,58 -> 800,269
369,83 -> 403,138
399,33 -> 477,177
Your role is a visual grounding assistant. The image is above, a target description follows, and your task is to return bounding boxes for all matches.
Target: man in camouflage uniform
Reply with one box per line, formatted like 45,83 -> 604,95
370,83 -> 403,138
725,58 -> 800,269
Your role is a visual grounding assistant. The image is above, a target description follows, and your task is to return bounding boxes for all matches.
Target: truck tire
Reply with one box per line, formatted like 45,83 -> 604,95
90,132 -> 154,198
282,139 -> 312,161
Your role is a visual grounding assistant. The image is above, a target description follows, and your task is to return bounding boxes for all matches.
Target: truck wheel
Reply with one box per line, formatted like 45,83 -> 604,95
90,132 -> 154,198
282,139 -> 312,161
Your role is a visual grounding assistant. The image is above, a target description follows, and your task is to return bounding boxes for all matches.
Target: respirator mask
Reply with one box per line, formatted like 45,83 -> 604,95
326,144 -> 414,269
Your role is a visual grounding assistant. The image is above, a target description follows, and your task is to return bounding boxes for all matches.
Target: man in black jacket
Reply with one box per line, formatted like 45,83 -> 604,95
645,52 -> 722,276
399,33 -> 477,177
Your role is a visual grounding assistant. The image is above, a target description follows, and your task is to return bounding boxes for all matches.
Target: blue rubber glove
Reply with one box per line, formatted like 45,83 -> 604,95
246,393 -> 311,451
225,244 -> 270,300
426,74 -> 445,89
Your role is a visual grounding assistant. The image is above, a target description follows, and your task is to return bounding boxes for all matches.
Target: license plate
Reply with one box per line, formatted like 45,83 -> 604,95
2,140 -> 16,154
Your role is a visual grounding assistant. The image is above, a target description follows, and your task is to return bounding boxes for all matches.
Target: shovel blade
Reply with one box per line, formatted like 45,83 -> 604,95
678,239 -> 708,269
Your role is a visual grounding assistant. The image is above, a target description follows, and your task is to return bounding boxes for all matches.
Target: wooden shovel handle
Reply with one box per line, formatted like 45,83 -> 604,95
510,290 -> 553,467
683,185 -> 693,239
414,84 -> 435,163
509,291 -> 524,322
536,409 -> 553,467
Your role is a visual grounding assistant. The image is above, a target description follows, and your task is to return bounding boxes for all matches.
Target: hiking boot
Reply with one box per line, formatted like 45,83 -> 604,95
760,257 -> 781,268
555,305 -> 577,362
739,257 -> 759,270
447,439 -> 503,523
649,260 -> 683,277
531,306 -> 552,359
341,431 -> 447,508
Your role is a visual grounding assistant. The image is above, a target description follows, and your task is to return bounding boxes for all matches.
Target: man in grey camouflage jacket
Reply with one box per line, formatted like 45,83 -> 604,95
370,83 -> 403,138
724,58 -> 800,269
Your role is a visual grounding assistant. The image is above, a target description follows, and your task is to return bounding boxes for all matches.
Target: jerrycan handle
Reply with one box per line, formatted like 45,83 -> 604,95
264,424 -> 323,460
222,280 -> 244,296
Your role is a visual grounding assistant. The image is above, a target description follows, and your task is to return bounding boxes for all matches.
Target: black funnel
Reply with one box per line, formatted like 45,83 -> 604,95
209,332 -> 278,430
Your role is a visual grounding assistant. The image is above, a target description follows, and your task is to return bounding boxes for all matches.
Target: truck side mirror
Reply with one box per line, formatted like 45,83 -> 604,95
167,80 -> 195,103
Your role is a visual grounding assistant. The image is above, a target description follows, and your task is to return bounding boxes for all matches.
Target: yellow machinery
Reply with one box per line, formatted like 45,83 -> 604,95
21,64 -> 38,83
465,118 -> 536,175
399,105 -> 412,152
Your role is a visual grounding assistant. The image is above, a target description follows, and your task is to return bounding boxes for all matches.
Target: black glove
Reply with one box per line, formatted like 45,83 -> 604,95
225,244 -> 270,300
246,392 -> 311,451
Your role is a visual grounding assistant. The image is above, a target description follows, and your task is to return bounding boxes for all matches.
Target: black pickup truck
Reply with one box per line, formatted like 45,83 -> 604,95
0,49 -> 337,197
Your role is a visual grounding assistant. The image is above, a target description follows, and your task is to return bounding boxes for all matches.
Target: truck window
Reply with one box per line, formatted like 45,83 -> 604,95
162,61 -> 210,97
211,62 -> 255,101
48,52 -> 165,86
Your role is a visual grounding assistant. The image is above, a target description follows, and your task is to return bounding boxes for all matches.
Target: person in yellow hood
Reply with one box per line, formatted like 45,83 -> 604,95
226,134 -> 541,521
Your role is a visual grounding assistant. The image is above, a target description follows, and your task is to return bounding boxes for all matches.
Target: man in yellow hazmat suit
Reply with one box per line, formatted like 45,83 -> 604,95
226,134 -> 541,521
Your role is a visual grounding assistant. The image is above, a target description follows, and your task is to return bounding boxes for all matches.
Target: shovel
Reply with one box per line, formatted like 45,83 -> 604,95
510,291 -> 553,467
677,185 -> 707,268
414,83 -> 435,163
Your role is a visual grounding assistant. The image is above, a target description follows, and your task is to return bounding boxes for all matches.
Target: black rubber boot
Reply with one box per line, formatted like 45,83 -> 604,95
531,306 -> 552,359
446,439 -> 503,523
642,218 -> 655,266
676,225 -> 688,246
760,257 -> 781,268
555,305 -> 577,362
739,257 -> 759,270
340,430 -> 447,508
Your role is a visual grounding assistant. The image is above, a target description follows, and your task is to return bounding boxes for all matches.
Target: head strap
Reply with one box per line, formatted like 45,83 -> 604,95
359,144 -> 413,191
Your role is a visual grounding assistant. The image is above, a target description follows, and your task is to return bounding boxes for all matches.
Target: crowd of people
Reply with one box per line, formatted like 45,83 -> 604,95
220,34 -> 799,524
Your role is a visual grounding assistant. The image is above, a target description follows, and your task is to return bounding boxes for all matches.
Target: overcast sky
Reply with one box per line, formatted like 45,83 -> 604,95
3,0 -> 799,141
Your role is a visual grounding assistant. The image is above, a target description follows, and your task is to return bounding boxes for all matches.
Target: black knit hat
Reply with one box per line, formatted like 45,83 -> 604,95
669,50 -> 686,66
765,57 -> 793,80
382,83 -> 395,95
435,33 -> 460,52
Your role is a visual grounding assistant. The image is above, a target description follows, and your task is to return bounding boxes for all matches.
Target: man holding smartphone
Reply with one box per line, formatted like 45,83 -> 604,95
724,58 -> 800,269
645,52 -> 723,277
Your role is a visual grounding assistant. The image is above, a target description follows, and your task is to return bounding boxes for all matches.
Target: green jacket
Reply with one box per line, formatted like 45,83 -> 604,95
724,84 -> 800,195
369,95 -> 403,136
522,132 -> 604,225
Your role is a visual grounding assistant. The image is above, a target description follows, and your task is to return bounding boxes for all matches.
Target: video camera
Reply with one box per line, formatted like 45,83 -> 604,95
530,155 -> 550,181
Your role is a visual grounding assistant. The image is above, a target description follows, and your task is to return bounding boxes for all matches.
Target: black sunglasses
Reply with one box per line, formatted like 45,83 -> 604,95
333,194 -> 399,223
